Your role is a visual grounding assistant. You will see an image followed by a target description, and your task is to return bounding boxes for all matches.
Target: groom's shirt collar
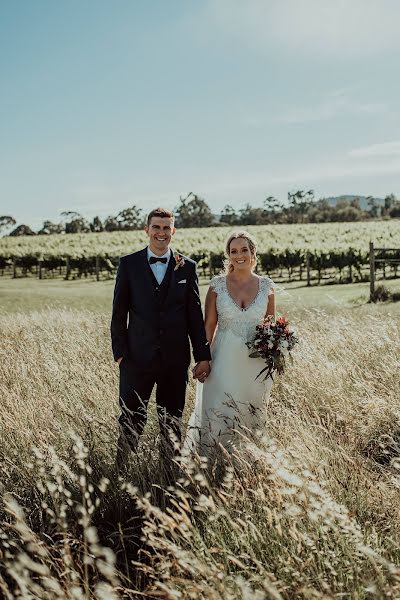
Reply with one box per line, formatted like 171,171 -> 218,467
147,247 -> 171,285
146,247 -> 171,262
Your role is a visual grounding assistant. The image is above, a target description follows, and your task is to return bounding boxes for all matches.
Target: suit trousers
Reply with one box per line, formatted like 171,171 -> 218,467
118,352 -> 188,449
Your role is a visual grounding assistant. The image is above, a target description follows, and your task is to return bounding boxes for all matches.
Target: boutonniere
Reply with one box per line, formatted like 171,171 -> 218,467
174,253 -> 185,271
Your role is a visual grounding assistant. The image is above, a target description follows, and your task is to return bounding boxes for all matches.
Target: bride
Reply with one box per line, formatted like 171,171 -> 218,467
184,231 -> 275,457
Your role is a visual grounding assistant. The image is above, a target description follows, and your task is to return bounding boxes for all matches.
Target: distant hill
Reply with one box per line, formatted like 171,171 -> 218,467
324,195 -> 385,210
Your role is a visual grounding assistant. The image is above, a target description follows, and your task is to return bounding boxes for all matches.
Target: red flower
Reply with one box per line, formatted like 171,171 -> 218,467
246,314 -> 299,382
174,253 -> 185,271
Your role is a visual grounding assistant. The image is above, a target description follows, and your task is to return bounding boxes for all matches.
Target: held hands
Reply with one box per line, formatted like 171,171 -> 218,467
117,356 -> 210,382
192,360 -> 211,383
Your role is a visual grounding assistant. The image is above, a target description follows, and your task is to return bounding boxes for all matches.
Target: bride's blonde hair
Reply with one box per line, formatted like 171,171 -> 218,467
224,230 -> 258,274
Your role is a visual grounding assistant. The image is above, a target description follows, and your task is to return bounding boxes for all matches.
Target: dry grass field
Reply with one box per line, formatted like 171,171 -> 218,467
1,290 -> 400,598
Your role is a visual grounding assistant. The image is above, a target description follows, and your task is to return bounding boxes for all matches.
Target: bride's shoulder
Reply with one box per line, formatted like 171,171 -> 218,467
259,275 -> 276,292
209,274 -> 226,294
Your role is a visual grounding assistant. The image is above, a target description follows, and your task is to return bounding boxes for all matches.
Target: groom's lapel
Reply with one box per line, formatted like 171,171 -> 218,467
164,250 -> 177,305
138,248 -> 158,296
165,248 -> 187,303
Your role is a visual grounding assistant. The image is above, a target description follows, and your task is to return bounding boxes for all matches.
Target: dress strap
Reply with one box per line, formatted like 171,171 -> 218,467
260,276 -> 275,295
209,274 -> 225,295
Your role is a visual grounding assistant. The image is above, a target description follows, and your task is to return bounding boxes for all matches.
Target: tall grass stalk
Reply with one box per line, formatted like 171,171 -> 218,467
0,305 -> 400,597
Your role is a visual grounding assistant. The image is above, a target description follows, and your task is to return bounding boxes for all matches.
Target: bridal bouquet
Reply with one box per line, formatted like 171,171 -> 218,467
246,316 -> 299,381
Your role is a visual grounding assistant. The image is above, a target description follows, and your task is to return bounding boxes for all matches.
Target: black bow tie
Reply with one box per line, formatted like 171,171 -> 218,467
149,256 -> 168,264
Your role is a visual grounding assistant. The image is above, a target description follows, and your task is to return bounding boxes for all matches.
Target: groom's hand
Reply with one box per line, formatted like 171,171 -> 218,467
193,360 -> 211,383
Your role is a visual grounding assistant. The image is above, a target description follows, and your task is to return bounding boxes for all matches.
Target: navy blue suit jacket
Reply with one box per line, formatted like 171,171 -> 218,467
110,248 -> 211,369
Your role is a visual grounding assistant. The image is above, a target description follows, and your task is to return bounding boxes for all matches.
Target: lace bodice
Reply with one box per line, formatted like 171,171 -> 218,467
210,275 -> 275,341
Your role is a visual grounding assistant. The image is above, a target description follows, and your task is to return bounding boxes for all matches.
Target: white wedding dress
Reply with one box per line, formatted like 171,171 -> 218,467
184,274 -> 275,457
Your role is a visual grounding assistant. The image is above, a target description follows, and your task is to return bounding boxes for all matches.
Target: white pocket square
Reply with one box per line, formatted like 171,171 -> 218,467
178,279 -> 187,284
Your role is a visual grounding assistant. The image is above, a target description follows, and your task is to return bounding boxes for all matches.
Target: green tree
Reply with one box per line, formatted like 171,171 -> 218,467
389,200 -> 400,218
366,196 -> 379,218
263,196 -> 284,223
61,211 -> 90,234
350,197 -> 361,210
90,216 -> 104,232
307,199 -> 332,223
174,193 -> 214,228
9,224 -> 36,236
103,216 -> 120,232
38,220 -> 64,235
333,204 -> 365,222
263,196 -> 282,214
382,194 -> 396,216
0,215 -> 16,235
116,205 -> 144,230
238,204 -> 266,225
220,204 -> 238,225
287,190 -> 314,223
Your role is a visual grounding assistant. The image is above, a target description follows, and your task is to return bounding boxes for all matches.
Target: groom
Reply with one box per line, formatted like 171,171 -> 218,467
111,207 -> 211,458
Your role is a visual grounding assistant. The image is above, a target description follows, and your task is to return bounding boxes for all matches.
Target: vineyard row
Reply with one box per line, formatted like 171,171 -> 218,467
1,248 -> 400,285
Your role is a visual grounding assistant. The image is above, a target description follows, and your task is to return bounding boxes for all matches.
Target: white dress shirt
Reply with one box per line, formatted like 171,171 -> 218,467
147,247 -> 171,285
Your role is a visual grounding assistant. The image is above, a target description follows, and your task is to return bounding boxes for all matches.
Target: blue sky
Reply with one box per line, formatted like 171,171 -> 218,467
1,0 -> 399,228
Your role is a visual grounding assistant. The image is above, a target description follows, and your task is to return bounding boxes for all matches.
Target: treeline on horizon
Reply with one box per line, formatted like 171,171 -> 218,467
1,190 -> 400,237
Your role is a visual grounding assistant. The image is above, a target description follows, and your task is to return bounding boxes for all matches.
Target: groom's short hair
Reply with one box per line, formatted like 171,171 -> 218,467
147,207 -> 175,226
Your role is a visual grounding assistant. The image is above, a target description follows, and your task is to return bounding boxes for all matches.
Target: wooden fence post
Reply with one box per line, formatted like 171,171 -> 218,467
12,257 -> 17,279
383,247 -> 386,280
306,252 -> 311,287
65,257 -> 71,280
38,259 -> 42,280
369,241 -> 375,301
95,256 -> 100,281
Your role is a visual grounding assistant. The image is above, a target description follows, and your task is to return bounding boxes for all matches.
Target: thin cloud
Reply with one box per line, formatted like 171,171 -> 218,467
69,156 -> 400,213
201,0 -> 400,59
243,91 -> 387,127
349,141 -> 400,158
195,158 -> 400,196
277,95 -> 387,124
68,184 -> 186,218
